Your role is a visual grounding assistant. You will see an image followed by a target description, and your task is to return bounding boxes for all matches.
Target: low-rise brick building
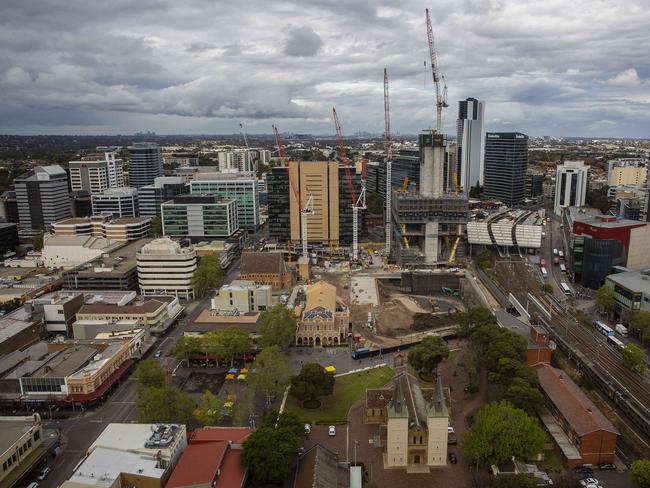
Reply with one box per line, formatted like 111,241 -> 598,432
240,252 -> 293,290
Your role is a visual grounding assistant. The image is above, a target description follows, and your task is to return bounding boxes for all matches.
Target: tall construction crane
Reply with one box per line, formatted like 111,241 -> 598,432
239,122 -> 255,174
332,107 -> 366,262
383,67 -> 392,257
425,8 -> 448,133
272,125 -> 313,259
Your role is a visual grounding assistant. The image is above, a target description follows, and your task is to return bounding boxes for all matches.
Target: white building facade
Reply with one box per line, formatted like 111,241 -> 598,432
137,237 -> 197,299
91,187 -> 139,218
69,152 -> 125,194
554,161 -> 589,216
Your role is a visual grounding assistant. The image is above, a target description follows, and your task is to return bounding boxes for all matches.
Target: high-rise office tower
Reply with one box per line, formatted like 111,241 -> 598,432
483,133 -> 529,206
266,167 -> 291,241
554,161 -> 589,215
91,187 -> 139,218
456,98 -> 485,193
128,142 -> 163,188
68,152 -> 125,194
15,165 -> 72,232
139,177 -> 188,218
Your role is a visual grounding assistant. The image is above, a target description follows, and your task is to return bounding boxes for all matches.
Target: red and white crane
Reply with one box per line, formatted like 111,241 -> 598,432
384,67 -> 392,256
332,107 -> 366,262
425,8 -> 448,133
272,125 -> 313,259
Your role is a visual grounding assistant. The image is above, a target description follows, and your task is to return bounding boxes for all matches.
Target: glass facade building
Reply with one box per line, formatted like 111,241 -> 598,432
162,195 -> 238,241
483,132 -> 529,206
190,178 -> 259,230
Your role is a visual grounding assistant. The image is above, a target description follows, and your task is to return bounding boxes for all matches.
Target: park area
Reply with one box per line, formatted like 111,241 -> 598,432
284,365 -> 394,424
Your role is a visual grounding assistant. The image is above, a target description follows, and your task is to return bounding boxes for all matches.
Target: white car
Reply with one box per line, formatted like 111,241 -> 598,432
304,424 -> 311,435
447,426 -> 455,434
328,425 -> 336,436
37,467 -> 51,481
579,479 -> 599,488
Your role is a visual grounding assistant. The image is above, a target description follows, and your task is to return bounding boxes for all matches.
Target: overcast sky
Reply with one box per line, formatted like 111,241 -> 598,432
0,0 -> 648,137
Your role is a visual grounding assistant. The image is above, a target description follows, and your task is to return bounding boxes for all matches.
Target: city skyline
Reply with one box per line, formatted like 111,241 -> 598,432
0,0 -> 648,137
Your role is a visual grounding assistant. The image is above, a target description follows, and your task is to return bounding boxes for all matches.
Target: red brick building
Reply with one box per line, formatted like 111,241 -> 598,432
526,324 -> 553,367
166,427 -> 252,488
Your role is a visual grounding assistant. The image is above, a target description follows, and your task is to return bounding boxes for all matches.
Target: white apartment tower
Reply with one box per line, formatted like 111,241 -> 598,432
456,98 -> 486,192
137,237 -> 197,300
69,152 -> 125,194
554,160 -> 589,215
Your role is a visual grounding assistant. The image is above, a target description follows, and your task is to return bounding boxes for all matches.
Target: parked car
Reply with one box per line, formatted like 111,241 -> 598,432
154,351 -> 162,358
448,452 -> 457,464
575,466 -> 594,477
304,424 -> 311,435
328,425 -> 336,436
447,436 -> 457,445
37,468 -> 51,481
599,463 -> 616,470
27,483 -> 38,488
579,478 -> 599,487
447,426 -> 455,434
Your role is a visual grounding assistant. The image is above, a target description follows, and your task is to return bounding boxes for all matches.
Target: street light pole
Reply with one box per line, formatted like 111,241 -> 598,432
354,440 -> 359,466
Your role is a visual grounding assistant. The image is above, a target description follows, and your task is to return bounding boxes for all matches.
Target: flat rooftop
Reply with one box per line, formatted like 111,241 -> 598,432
91,423 -> 183,453
607,269 -> 650,292
67,446 -> 164,486
32,344 -> 99,378
0,306 -> 41,344
39,290 -> 136,306
0,419 -> 37,455
75,238 -> 151,277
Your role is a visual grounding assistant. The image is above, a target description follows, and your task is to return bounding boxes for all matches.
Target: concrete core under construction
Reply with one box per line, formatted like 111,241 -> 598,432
392,129 -> 469,266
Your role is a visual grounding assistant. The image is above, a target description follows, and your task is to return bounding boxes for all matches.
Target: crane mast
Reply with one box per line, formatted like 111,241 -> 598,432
272,125 -> 313,259
425,8 -> 448,133
383,67 -> 392,257
332,107 -> 365,262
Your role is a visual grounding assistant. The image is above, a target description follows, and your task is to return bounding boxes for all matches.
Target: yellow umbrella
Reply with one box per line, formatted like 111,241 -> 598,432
237,374 -> 247,380
225,373 -> 235,380
324,365 -> 336,373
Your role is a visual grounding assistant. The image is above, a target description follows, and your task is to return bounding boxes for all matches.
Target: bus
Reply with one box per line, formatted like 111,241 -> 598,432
595,320 -> 615,337
553,248 -> 559,256
607,335 -> 626,351
558,250 -> 565,258
540,267 -> 548,280
559,263 -> 567,273
560,282 -> 571,295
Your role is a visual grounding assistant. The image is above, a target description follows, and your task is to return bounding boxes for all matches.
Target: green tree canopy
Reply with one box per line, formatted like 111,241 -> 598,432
247,345 -> 292,408
458,307 -> 497,337
461,400 -> 545,467
171,335 -> 204,365
631,311 -> 650,343
366,192 -> 384,215
485,330 -> 527,372
630,459 -> 650,488
194,390 -> 224,426
192,255 -> 224,298
622,344 -> 645,374
261,410 -> 306,438
595,284 -> 615,316
218,327 -> 252,366
135,359 -> 166,391
149,216 -> 162,237
290,363 -> 335,404
257,304 -> 297,349
407,336 -> 450,377
137,385 -> 195,424
242,421 -> 300,483
503,377 -> 543,415
540,284 -> 553,294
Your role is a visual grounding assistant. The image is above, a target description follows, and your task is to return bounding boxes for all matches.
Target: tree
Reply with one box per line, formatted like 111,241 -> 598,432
135,359 -> 166,391
192,255 -> 224,298
242,423 -> 299,483
504,377 -> 543,415
247,346 -> 292,408
32,228 -> 45,251
290,363 -> 335,404
149,216 -> 162,237
138,385 -> 195,423
366,192 -> 384,215
458,307 -> 497,337
485,330 -> 527,372
407,336 -> 450,378
461,401 -> 545,468
261,410 -> 306,439
630,459 -> 650,488
257,305 -> 297,348
622,344 -> 645,374
218,327 -> 251,367
540,284 -> 553,294
575,310 -> 592,328
171,335 -> 203,365
194,390 -> 224,426
595,284 -> 615,317
631,310 -> 650,343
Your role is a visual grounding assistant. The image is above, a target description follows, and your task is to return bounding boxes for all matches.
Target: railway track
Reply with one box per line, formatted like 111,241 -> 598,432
478,259 -> 650,437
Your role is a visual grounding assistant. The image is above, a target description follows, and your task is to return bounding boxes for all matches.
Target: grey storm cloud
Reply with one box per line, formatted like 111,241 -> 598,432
0,0 -> 648,136
283,26 -> 324,57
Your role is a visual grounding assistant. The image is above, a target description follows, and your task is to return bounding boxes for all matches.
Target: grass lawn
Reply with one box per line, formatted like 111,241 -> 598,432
284,365 -> 395,424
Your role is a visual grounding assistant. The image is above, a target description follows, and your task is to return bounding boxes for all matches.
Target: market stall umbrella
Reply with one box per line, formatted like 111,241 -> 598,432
324,365 -> 336,373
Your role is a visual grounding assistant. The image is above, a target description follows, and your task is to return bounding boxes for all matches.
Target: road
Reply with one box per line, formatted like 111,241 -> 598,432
38,261 -> 240,488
